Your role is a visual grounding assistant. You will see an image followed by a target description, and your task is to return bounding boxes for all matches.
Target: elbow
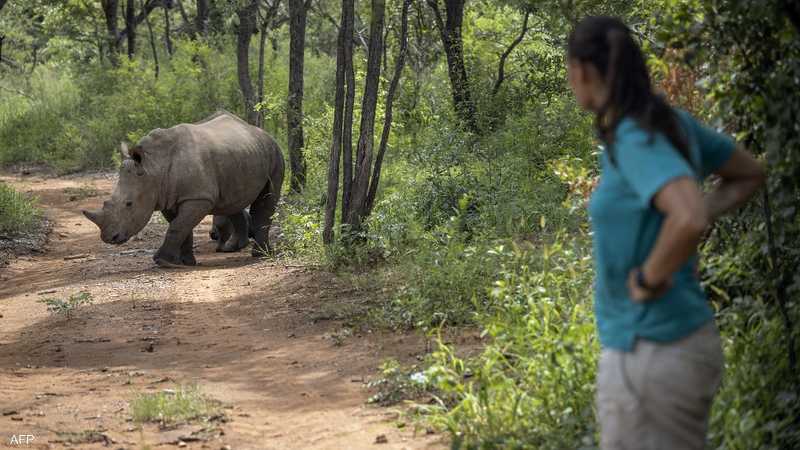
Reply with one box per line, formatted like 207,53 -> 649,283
673,208 -> 710,238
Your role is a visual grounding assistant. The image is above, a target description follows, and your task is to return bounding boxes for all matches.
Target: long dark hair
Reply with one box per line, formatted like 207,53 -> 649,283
567,16 -> 690,166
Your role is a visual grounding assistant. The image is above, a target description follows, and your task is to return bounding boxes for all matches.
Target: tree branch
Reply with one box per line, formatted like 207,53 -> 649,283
492,10 -> 529,96
308,0 -> 363,48
425,0 -> 445,37
0,84 -> 33,99
115,0 -> 161,46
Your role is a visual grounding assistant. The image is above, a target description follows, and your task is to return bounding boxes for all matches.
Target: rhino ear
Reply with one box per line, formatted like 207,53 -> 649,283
120,142 -> 130,160
130,146 -> 143,165
129,146 -> 147,176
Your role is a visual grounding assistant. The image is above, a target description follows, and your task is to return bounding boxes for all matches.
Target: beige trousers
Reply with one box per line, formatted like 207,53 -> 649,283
596,322 -> 724,450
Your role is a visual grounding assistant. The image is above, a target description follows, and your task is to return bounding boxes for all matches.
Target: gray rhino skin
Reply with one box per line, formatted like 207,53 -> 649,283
83,111 -> 285,267
210,208 -> 254,252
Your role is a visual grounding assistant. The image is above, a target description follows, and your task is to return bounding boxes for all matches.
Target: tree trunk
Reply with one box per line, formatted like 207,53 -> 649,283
287,0 -> 307,193
236,1 -> 259,125
340,0 -> 355,223
492,10 -> 529,96
323,6 -> 348,245
100,0 -> 121,64
366,0 -> 411,216
175,0 -> 192,37
117,0 -> 160,47
163,0 -> 174,55
346,0 -> 385,230
144,0 -> 160,78
125,0 -> 136,59
196,0 -> 209,36
256,12 -> 268,128
426,0 -> 478,133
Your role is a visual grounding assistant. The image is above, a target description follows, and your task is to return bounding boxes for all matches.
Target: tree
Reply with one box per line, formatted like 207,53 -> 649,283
287,0 -> 307,192
366,0 -> 411,216
346,0 -> 385,230
116,0 -> 161,48
125,0 -> 136,58
324,0 -> 411,243
196,0 -> 209,36
491,9 -> 529,97
236,0 -> 259,125
100,0 -> 121,63
256,0 -> 283,128
425,0 -> 477,133
143,0 -> 160,77
163,0 -> 174,55
323,0 -> 352,245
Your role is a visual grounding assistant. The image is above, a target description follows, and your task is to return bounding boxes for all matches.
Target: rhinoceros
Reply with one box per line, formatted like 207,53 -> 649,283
83,111 -> 285,267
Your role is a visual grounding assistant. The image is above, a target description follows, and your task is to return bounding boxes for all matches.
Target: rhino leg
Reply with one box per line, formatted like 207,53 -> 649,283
209,219 -> 220,241
212,215 -> 233,252
220,211 -> 249,252
155,201 -> 210,267
244,209 -> 256,239
180,232 -> 196,266
250,183 -> 279,257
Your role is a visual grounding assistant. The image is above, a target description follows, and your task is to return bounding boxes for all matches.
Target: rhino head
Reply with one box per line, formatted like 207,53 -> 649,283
83,143 -> 159,245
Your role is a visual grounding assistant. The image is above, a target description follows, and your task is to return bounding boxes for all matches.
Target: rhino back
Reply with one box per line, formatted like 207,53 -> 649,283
161,113 -> 281,215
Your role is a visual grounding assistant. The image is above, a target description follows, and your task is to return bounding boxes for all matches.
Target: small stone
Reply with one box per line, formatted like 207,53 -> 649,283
374,434 -> 388,444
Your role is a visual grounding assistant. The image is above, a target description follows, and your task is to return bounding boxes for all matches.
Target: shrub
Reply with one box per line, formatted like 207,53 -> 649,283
39,292 -> 94,320
131,385 -> 222,426
423,234 -> 598,449
0,183 -> 40,235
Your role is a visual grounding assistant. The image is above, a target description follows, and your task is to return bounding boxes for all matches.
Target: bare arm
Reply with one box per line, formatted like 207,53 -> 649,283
704,146 -> 765,221
629,146 -> 765,301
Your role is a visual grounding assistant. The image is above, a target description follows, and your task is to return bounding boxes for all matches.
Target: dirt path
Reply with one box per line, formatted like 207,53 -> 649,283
0,172 -> 443,450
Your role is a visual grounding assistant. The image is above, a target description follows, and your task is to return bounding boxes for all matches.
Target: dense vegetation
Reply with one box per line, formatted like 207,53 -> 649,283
1,0 -> 797,448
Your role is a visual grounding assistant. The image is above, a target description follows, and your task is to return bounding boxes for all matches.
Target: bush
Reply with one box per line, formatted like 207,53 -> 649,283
422,234 -> 598,449
39,291 -> 94,320
131,385 -> 223,426
710,297 -> 800,450
0,71 -> 83,171
0,182 -> 40,235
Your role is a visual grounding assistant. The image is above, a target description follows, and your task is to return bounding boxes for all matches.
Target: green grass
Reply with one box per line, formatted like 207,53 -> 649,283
0,182 -> 39,235
131,385 -> 222,426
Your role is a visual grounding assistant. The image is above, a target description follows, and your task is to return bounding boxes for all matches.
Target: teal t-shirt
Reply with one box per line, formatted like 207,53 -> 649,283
588,110 -> 735,351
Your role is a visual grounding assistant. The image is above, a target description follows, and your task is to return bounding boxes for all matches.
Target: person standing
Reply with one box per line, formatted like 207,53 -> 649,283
566,16 -> 765,450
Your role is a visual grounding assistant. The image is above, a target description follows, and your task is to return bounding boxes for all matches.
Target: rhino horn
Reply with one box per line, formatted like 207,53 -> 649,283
120,142 -> 130,160
82,209 -> 104,227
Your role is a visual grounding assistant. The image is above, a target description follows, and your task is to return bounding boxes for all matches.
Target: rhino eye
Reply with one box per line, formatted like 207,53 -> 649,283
125,201 -> 133,208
